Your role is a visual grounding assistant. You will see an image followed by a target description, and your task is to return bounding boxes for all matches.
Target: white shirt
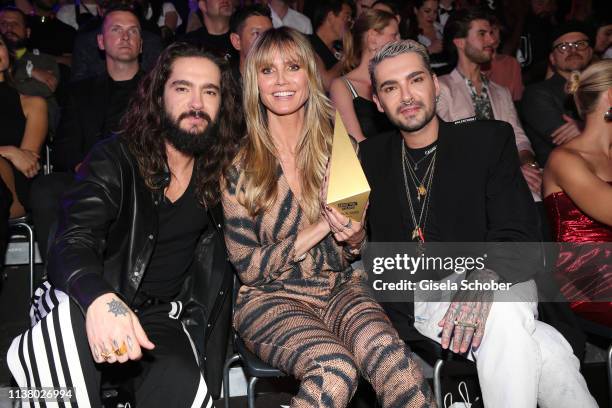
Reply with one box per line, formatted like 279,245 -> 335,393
57,2 -> 99,30
269,5 -> 312,35
145,2 -> 182,29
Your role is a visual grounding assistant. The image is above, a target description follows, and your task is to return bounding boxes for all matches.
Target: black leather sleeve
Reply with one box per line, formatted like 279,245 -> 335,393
46,139 -> 122,313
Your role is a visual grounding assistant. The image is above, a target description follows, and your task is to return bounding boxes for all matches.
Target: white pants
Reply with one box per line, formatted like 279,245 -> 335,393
414,278 -> 598,408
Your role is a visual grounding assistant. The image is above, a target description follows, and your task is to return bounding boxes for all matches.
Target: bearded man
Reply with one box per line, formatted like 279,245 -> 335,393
7,42 -> 243,407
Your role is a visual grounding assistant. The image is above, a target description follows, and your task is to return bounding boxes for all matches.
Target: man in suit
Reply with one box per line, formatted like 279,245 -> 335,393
438,8 -> 542,198
29,5 -> 143,258
361,39 -> 596,408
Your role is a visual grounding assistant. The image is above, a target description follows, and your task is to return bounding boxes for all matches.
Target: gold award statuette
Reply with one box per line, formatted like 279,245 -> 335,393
326,111 -> 371,222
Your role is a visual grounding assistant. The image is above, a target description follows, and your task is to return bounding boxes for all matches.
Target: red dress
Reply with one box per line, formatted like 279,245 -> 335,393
544,185 -> 612,327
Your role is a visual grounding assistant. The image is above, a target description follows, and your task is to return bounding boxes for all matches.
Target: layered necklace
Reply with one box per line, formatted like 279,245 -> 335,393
401,141 -> 437,244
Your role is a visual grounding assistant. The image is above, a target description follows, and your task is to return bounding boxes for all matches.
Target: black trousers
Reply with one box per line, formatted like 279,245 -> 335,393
7,282 -> 213,407
29,172 -> 74,259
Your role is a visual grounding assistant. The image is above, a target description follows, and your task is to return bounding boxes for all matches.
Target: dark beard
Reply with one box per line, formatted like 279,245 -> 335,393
3,33 -> 27,51
161,109 -> 219,156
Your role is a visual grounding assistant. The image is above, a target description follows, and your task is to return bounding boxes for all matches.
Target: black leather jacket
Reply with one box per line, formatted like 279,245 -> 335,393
46,135 -> 232,398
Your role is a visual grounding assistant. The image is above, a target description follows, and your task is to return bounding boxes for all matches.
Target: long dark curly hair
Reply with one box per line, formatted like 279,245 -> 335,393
119,42 -> 244,207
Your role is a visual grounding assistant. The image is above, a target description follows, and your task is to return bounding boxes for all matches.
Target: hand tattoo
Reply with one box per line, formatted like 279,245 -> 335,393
440,269 -> 500,353
107,299 -> 129,317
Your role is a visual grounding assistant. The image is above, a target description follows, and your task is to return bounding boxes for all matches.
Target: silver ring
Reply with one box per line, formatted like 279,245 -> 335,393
343,218 -> 352,229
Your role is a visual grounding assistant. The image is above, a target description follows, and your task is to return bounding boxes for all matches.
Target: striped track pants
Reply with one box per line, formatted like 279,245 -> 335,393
7,281 -> 213,408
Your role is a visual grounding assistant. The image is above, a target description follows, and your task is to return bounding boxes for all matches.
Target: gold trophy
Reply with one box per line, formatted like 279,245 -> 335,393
326,111 -> 371,222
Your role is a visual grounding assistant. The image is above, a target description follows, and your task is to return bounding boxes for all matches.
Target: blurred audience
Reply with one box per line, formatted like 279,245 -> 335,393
229,3 -> 272,78
309,0 -> 353,91
481,14 -> 524,101
592,14 -> 612,60
24,0 -> 76,66
407,0 -> 450,73
329,9 -> 398,141
267,0 -> 311,34
0,33 -> 47,218
518,0 -> 559,84
56,0 -> 100,30
543,59 -> 612,327
437,0 -> 455,28
0,7 -> 59,97
355,0 -> 375,17
521,21 -> 593,166
182,0 -> 236,59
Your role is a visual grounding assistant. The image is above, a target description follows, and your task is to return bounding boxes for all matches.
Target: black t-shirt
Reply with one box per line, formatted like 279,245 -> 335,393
181,26 -> 237,61
27,15 -> 76,57
102,74 -> 141,136
139,175 -> 208,301
308,34 -> 339,70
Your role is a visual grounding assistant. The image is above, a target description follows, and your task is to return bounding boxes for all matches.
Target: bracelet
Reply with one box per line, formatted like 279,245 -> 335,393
345,235 -> 367,256
26,60 -> 34,78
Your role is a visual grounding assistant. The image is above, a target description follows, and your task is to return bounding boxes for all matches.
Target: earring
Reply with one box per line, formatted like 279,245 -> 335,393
435,95 -> 440,103
605,107 -> 612,122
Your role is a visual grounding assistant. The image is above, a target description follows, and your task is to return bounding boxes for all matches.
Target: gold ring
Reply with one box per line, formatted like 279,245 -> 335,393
114,342 -> 128,356
454,320 -> 478,329
100,351 -> 113,360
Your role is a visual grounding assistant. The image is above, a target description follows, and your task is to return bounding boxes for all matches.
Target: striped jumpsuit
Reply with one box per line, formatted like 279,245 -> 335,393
221,165 -> 435,408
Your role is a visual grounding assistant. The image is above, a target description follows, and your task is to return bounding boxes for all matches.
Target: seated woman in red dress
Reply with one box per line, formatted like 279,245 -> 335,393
543,59 -> 612,327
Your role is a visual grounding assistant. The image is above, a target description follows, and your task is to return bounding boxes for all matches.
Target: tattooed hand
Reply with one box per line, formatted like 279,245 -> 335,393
85,293 -> 155,364
438,269 -> 500,353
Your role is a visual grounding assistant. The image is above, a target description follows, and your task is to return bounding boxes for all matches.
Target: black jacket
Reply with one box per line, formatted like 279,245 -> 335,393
53,71 -> 143,172
361,119 -> 540,249
46,136 -> 232,398
360,119 -> 542,335
520,73 -> 581,165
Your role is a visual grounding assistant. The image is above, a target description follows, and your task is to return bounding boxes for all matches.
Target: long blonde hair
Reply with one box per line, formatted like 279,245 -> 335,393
238,27 -> 333,223
567,60 -> 612,118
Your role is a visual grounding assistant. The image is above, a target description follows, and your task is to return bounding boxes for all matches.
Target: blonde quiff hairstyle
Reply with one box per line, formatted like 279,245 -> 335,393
237,27 -> 333,223
566,59 -> 612,118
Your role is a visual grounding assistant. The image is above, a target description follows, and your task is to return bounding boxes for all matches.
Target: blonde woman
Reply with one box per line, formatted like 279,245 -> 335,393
543,59 -> 612,327
330,9 -> 399,142
221,27 -> 434,407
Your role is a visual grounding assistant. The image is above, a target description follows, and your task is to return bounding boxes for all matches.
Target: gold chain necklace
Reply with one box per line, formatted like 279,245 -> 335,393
401,142 -> 436,242
403,150 -> 436,202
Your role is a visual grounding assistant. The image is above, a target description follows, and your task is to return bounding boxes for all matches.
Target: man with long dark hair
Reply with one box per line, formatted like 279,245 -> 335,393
7,42 -> 243,407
